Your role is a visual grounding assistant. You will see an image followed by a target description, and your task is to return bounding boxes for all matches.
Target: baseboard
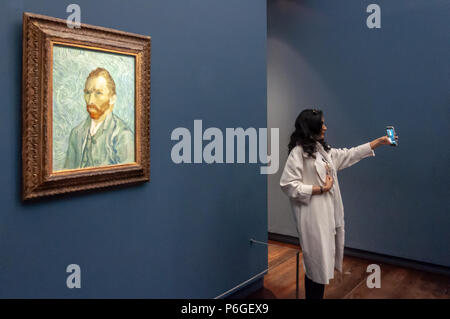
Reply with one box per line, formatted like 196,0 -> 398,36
215,269 -> 268,299
268,232 -> 450,277
343,247 -> 450,277
268,232 -> 299,246
224,277 -> 265,299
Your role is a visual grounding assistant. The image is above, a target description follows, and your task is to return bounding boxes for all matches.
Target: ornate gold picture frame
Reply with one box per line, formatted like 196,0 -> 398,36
22,12 -> 151,200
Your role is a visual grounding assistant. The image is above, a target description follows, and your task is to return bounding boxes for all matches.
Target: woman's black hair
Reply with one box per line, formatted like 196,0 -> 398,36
287,109 -> 331,157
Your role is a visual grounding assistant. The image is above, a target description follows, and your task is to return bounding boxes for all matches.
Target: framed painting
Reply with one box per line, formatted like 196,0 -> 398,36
22,12 -> 151,200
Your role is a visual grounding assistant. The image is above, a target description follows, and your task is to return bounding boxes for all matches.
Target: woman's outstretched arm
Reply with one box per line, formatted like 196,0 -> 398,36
370,135 -> 398,150
330,134 -> 399,171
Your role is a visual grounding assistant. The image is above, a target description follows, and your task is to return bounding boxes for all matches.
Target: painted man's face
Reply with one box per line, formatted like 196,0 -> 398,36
84,75 -> 112,120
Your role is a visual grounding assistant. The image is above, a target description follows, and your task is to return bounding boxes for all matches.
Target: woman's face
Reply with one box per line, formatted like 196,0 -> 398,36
317,117 -> 327,140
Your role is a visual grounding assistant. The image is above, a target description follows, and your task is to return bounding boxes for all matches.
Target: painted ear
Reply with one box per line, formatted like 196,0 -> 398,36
109,94 -> 117,105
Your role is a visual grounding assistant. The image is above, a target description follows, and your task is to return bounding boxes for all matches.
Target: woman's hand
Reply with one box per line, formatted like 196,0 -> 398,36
312,174 -> 334,195
379,135 -> 398,145
370,135 -> 399,149
323,174 -> 334,192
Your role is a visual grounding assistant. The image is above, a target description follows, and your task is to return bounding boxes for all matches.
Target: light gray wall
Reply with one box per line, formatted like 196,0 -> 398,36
268,0 -> 450,267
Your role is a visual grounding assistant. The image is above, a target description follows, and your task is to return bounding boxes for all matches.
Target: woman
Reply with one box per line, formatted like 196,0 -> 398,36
279,109 -> 398,299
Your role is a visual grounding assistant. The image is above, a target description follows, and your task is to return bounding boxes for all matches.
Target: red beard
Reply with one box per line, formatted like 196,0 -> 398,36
86,100 -> 110,120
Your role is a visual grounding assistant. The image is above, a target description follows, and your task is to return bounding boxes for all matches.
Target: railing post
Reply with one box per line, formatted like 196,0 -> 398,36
296,251 -> 299,299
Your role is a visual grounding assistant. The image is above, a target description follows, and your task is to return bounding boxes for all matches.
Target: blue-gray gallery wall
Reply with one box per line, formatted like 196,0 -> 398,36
268,0 -> 449,267
0,0 -> 267,297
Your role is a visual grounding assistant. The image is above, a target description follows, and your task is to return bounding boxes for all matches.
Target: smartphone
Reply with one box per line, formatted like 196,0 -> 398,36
386,126 -> 397,146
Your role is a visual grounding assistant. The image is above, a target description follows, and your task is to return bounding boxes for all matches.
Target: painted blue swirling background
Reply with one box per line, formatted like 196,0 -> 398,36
52,45 -> 135,171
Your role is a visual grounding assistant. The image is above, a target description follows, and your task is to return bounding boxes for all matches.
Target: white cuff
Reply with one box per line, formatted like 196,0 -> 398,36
361,142 -> 375,158
302,184 -> 313,195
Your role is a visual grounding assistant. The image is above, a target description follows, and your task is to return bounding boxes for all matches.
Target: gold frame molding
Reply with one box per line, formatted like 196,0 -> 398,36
22,12 -> 151,200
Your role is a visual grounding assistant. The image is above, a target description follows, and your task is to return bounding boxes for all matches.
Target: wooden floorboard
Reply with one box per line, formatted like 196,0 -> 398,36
247,240 -> 450,299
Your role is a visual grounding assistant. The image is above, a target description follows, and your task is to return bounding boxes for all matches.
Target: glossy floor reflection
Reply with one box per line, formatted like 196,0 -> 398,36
247,240 -> 450,299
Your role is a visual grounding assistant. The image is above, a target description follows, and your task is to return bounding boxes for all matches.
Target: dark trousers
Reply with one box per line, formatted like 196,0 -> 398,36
304,274 -> 325,299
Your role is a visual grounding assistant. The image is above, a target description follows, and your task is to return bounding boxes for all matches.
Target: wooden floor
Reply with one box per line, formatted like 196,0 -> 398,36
247,240 -> 450,299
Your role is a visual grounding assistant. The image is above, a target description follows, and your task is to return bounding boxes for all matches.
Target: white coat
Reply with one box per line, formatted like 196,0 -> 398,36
280,141 -> 375,284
